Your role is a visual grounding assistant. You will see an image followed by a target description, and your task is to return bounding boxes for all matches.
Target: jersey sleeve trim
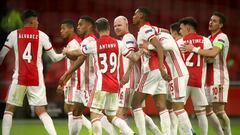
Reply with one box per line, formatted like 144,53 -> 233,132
81,48 -> 87,56
45,47 -> 53,51
3,45 -> 11,50
123,48 -> 134,57
147,34 -> 155,42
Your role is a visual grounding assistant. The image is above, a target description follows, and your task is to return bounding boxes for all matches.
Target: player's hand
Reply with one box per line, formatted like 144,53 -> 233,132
120,73 -> 130,85
62,46 -> 70,55
183,43 -> 194,52
56,85 -> 64,95
160,68 -> 170,81
139,40 -> 149,50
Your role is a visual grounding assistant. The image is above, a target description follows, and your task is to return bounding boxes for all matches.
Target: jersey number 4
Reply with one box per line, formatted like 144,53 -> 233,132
99,52 -> 117,73
22,42 -> 32,63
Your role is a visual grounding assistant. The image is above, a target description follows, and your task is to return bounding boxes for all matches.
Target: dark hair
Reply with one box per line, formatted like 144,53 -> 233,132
95,17 -> 109,32
80,16 -> 95,27
178,17 -> 197,30
22,10 -> 38,22
212,11 -> 226,25
137,7 -> 151,21
61,19 -> 75,28
170,22 -> 180,34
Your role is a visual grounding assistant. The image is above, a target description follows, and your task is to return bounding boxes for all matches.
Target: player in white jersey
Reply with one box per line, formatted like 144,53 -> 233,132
179,17 -> 212,135
131,7 -> 170,135
59,19 -> 83,135
58,16 -> 117,135
114,16 -> 161,135
0,10 -> 64,135
184,12 -> 231,135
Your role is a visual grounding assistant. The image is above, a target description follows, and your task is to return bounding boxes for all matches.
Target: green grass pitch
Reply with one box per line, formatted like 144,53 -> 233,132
1,116 -> 239,135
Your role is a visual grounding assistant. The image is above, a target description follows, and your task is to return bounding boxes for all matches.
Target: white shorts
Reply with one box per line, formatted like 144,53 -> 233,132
64,86 -> 75,104
88,90 -> 118,116
118,86 -> 145,108
205,84 -> 229,103
168,75 -> 189,102
136,70 -> 168,95
6,79 -> 47,107
72,89 -> 90,106
185,86 -> 208,107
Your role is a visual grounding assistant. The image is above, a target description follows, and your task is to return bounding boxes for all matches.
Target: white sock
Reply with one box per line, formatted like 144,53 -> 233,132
2,111 -> 13,135
159,109 -> 171,135
133,108 -> 146,135
99,114 -> 117,135
82,115 -> 92,129
175,109 -> 192,135
120,117 -> 128,135
112,116 -> 134,135
207,112 -> 224,135
145,114 -> 161,135
196,111 -> 208,135
71,115 -> 83,135
92,118 -> 102,135
39,112 -> 57,135
217,112 -> 232,135
68,112 -> 73,135
169,110 -> 178,135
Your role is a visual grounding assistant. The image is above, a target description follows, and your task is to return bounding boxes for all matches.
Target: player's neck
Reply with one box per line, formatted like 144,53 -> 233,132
138,20 -> 146,28
24,24 -> 35,28
99,31 -> 110,37
211,29 -> 221,36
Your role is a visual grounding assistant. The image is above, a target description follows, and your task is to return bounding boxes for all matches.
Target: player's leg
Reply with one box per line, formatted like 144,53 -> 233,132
131,91 -> 148,135
144,113 -> 162,135
28,85 -> 57,135
71,102 -> 85,135
117,106 -> 130,134
64,103 -> 74,135
90,111 -> 102,135
98,113 -> 117,135
166,100 -> 178,135
2,81 -> 27,135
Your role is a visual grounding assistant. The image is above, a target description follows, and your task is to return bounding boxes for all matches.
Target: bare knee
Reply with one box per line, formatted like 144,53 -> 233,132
34,106 -> 46,116
72,103 -> 85,116
5,103 -> 15,113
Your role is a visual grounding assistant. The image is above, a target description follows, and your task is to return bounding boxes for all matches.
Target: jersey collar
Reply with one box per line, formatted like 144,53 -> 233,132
209,30 -> 222,41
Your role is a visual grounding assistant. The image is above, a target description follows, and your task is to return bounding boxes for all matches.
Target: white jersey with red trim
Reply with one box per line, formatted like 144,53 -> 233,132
4,27 -> 56,86
137,23 -> 159,73
120,33 -> 141,89
81,35 -> 132,93
206,32 -> 229,86
183,33 -> 212,88
64,34 -> 82,91
176,38 -> 186,60
157,32 -> 189,79
77,34 -> 97,91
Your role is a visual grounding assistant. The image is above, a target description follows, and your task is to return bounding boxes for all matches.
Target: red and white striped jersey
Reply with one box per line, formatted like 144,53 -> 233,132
137,22 -> 159,73
119,32 -> 141,89
81,35 -> 132,93
4,27 -> 61,86
157,32 -> 189,80
206,31 -> 229,86
64,34 -> 82,91
176,38 -> 186,60
183,33 -> 212,88
77,33 -> 97,91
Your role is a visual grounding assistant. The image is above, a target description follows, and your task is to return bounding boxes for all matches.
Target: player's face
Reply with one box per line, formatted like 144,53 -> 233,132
179,24 -> 188,37
60,24 -> 72,39
209,15 -> 222,32
114,19 -> 127,36
77,19 -> 89,36
133,9 -> 141,25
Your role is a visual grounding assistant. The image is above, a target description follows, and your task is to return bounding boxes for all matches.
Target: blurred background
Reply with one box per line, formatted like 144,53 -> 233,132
0,0 -> 240,119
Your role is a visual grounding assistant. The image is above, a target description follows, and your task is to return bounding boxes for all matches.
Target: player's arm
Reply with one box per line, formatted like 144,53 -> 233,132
150,37 -> 170,81
63,46 -> 83,60
121,61 -> 134,85
126,50 -> 143,62
0,46 -> 10,65
46,48 -> 65,62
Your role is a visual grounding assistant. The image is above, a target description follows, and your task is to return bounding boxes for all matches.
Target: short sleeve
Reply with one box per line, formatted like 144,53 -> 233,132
122,34 -> 137,51
67,39 -> 80,51
213,34 -> 228,49
140,25 -> 156,42
81,41 -> 97,56
203,37 -> 212,50
39,31 -> 53,51
119,40 -> 134,57
4,31 -> 16,49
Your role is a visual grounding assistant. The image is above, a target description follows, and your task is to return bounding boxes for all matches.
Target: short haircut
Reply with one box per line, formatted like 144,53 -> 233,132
170,22 -> 180,34
95,17 -> 109,32
212,11 -> 226,25
80,16 -> 95,27
22,10 -> 38,22
61,19 -> 75,28
137,7 -> 151,21
178,17 -> 198,30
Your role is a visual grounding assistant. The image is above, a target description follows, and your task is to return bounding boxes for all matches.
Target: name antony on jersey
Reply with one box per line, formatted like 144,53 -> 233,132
18,34 -> 39,39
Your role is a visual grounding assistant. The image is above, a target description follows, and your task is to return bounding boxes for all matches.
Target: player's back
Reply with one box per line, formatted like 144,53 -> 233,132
96,35 -> 121,92
183,33 -> 211,88
5,27 -> 50,86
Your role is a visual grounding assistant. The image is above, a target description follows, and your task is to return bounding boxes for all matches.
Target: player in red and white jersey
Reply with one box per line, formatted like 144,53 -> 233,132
114,16 -> 161,135
0,10 -> 64,135
131,7 -> 171,135
179,17 -> 212,135
184,12 -> 231,135
63,18 -> 144,135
